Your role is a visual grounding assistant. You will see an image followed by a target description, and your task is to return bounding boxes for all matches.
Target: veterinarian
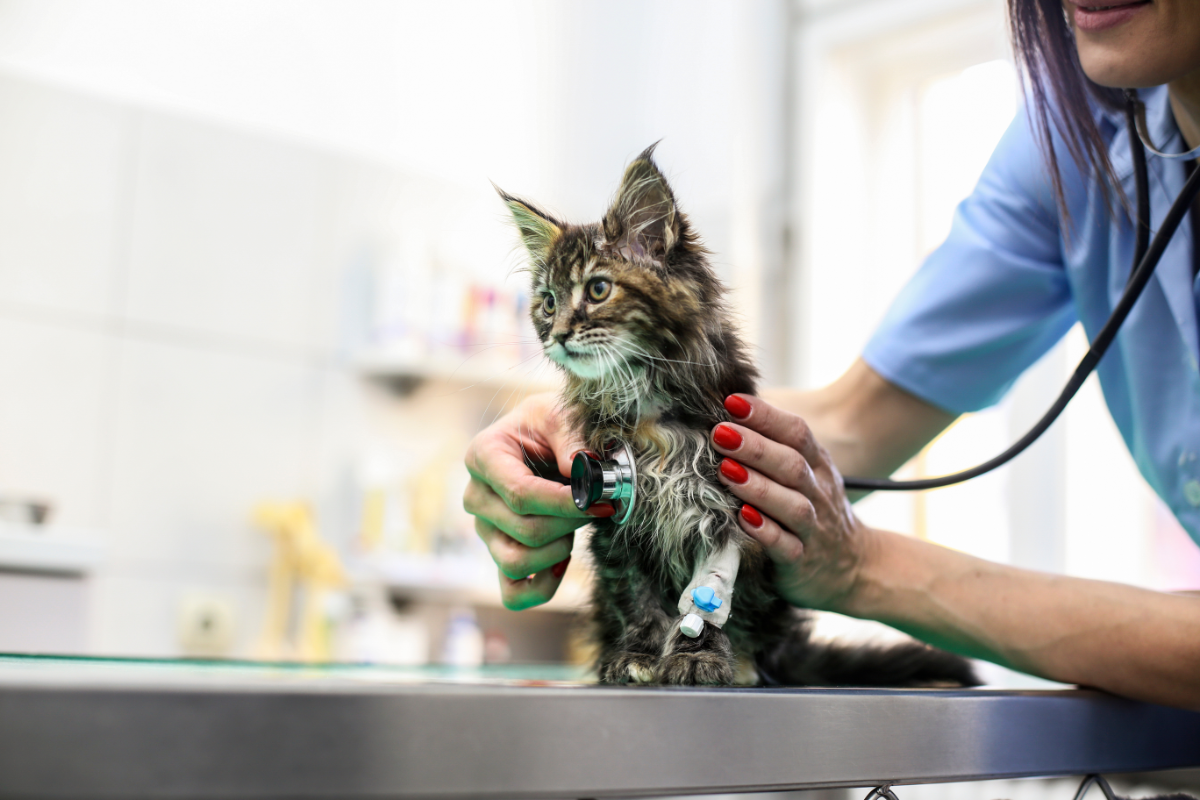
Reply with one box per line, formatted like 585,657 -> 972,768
464,0 -> 1200,709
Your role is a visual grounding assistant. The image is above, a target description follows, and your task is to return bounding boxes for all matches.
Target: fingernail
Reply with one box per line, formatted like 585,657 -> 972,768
720,458 -> 748,484
586,503 -> 615,517
740,504 -> 763,527
712,424 -> 743,450
724,394 -> 752,420
551,556 -> 571,579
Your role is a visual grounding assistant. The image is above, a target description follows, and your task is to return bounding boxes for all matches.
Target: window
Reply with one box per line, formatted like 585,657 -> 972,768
786,0 -> 1197,592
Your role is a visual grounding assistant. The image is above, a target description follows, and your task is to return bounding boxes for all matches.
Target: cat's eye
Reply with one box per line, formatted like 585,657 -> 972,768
541,293 -> 556,315
587,279 -> 612,303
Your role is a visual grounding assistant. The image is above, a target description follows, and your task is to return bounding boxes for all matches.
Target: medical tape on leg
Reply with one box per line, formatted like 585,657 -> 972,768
677,540 -> 741,631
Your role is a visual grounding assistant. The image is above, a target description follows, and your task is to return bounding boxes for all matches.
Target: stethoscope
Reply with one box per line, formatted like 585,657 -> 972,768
572,446 -> 637,523
573,90 -> 1200,517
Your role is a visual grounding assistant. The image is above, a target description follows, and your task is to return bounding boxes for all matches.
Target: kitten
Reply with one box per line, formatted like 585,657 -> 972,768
499,144 -> 978,687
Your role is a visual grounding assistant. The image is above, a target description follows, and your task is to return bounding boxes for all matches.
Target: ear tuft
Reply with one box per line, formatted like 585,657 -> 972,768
634,140 -> 662,163
494,183 -> 562,269
601,143 -> 679,266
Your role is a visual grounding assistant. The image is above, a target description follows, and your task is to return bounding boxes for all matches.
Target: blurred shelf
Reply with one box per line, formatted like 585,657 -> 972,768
354,552 -> 588,613
0,524 -> 104,575
355,347 -> 559,391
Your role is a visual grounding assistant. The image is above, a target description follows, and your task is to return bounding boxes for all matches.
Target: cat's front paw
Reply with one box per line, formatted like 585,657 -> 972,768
656,651 -> 735,686
657,620 -> 736,686
599,653 -> 659,685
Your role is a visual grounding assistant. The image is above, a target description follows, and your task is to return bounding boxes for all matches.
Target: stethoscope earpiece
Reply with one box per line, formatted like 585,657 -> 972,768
571,445 -> 636,525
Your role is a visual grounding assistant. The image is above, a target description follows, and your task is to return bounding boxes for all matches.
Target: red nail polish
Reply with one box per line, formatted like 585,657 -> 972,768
724,395 -> 752,419
551,557 -> 571,579
741,504 -> 763,527
712,424 -> 743,450
586,503 -> 616,518
720,458 -> 748,484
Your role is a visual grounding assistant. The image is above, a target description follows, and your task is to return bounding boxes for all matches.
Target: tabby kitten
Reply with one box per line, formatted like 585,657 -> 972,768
499,144 -> 977,686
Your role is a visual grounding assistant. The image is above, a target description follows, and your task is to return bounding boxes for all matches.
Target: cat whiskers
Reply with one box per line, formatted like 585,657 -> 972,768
477,348 -> 551,428
606,338 -> 724,419
586,342 -> 650,423
592,347 -> 633,425
435,337 -> 546,398
608,338 -> 717,370
513,357 -> 552,479
484,358 -> 546,480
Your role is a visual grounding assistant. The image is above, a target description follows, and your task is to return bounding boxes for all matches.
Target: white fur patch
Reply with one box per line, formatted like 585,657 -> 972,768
624,426 -> 738,586
626,661 -> 655,684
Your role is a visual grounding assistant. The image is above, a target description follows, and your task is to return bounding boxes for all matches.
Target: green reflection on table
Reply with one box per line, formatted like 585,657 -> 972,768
0,652 -> 591,686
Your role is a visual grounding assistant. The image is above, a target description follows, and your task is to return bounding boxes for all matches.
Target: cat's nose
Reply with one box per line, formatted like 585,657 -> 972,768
552,331 -> 570,345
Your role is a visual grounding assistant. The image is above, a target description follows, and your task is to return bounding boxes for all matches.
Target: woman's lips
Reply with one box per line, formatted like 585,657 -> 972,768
1071,0 -> 1150,32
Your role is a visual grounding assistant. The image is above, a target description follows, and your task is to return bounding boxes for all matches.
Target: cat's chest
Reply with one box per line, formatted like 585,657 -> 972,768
632,419 -> 737,546
587,413 -> 703,459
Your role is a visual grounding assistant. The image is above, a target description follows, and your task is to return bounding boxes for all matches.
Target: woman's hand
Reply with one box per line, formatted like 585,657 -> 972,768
710,394 -> 877,613
463,392 -> 612,610
710,396 -> 1200,710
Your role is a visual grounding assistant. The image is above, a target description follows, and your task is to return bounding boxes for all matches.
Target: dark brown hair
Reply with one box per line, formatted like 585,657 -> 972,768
1008,0 -> 1127,215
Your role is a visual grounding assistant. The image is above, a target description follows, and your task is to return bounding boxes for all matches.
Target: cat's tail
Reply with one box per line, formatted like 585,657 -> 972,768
756,623 -> 981,688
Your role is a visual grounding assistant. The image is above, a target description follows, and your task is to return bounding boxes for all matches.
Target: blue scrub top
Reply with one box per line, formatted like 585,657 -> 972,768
862,85 -> 1200,543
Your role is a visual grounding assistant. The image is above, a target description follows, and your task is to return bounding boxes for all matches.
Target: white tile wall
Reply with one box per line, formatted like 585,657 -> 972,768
0,315 -> 113,528
0,74 -> 133,318
90,568 -> 267,659
0,72 -> 364,657
316,161 -> 419,357
0,70 -> 555,658
104,338 -> 320,570
124,114 -> 336,350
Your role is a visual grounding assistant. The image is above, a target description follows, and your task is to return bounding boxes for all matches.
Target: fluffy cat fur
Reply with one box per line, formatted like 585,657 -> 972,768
499,143 -> 978,687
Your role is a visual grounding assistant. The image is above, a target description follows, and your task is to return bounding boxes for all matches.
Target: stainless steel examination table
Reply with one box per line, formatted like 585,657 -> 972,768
1,654 -> 1198,799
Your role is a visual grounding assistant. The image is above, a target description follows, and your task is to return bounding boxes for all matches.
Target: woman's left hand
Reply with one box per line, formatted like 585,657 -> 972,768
710,394 -> 877,613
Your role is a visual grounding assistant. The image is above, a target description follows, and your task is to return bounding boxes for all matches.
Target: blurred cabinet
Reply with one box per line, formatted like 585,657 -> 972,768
0,524 -> 102,654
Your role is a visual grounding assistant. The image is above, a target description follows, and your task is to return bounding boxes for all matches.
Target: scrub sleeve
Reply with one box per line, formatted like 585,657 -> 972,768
862,106 -> 1076,415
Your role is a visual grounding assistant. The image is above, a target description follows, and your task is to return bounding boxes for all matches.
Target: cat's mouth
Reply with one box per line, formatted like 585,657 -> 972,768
557,345 -> 596,364
546,342 -> 610,379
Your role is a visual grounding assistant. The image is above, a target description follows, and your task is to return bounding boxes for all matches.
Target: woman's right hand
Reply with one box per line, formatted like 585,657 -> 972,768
711,394 -> 875,614
463,392 -> 613,610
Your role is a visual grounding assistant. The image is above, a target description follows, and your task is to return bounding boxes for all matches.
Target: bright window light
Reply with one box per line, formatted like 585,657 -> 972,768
917,60 -> 1017,254
913,60 -> 1018,560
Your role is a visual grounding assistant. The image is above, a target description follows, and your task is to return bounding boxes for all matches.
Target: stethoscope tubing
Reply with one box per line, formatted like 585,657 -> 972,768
843,93 -> 1200,492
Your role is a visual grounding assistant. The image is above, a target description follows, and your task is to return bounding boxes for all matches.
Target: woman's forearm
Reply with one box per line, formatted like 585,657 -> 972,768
845,528 -> 1200,709
763,359 -> 957,480
713,390 -> 1200,707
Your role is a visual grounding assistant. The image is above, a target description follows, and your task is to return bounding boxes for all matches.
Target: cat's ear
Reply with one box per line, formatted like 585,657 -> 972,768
495,185 -> 562,269
601,142 -> 679,266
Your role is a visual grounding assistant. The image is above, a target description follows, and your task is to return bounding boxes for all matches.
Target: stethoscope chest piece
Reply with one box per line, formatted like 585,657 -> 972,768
571,444 -> 636,525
